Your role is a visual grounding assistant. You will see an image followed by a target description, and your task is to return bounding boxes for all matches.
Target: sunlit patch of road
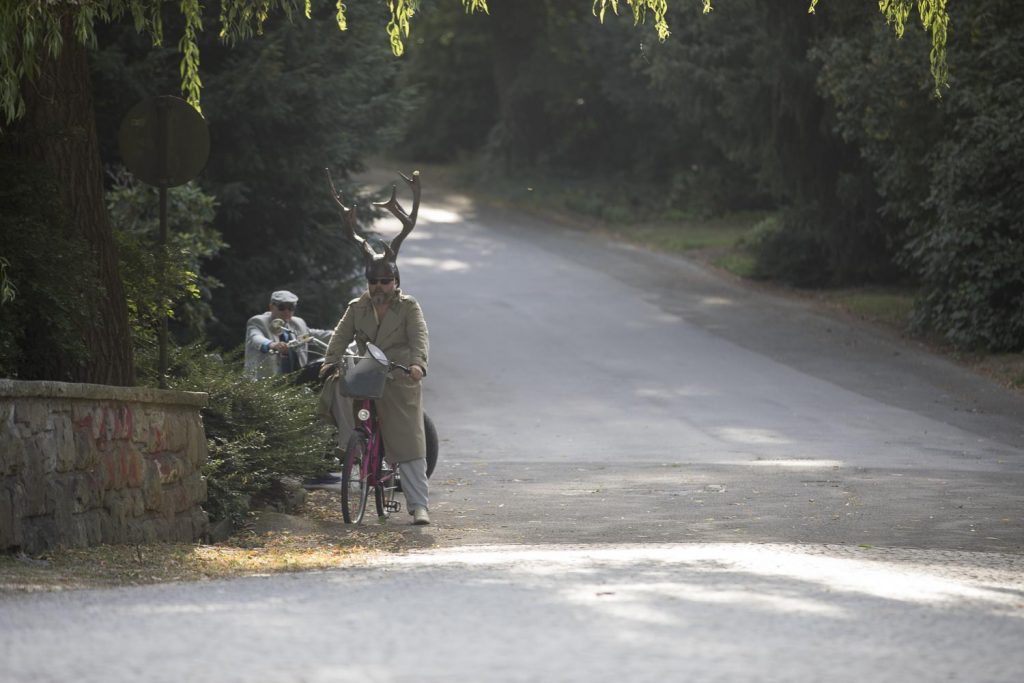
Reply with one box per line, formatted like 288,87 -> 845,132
5,542 -> 1020,683
380,542 -> 1024,611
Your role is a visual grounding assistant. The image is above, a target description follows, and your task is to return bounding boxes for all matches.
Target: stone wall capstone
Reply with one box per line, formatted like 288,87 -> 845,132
0,380 -> 209,554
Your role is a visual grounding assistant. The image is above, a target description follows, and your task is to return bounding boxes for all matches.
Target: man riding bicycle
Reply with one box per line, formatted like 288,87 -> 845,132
320,171 -> 432,525
244,290 -> 332,380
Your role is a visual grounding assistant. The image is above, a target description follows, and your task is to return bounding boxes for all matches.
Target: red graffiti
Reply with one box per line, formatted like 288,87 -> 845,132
98,441 -> 144,489
150,426 -> 168,453
73,404 -> 134,445
74,413 -> 93,434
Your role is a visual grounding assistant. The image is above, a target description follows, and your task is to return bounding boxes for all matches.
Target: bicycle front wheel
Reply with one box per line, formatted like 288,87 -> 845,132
375,462 -> 399,520
341,433 -> 371,524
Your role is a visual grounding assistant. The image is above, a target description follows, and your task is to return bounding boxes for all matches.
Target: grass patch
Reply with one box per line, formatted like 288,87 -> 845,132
711,251 -> 758,278
0,492 -> 404,593
962,353 -> 1024,390
820,288 -> 916,329
615,218 -> 756,253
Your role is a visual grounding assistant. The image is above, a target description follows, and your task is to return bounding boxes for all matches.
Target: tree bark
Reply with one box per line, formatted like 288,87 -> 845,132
12,16 -> 134,385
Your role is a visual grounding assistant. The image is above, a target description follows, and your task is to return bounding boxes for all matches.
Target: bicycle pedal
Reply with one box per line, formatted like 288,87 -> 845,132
386,501 -> 402,513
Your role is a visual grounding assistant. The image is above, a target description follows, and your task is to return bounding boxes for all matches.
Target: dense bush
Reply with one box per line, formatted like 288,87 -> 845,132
742,211 -> 826,287
908,3 -> 1024,350
156,343 -> 335,524
817,0 -> 1024,350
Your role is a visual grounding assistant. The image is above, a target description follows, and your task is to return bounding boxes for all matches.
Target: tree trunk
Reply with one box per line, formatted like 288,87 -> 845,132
12,16 -> 134,385
487,0 -> 548,170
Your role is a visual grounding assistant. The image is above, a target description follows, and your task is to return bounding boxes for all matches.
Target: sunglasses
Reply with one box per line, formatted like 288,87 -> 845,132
368,278 -> 394,285
274,303 -> 295,310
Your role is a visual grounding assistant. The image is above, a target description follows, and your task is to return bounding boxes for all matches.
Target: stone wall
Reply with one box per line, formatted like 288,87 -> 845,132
0,380 -> 209,554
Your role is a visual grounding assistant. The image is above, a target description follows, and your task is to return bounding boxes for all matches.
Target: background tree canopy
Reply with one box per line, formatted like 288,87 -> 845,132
394,0 -> 1023,351
1,0 -> 1018,392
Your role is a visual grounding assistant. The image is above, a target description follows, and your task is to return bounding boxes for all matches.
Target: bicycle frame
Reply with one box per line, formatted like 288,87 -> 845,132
339,344 -> 416,522
357,398 -> 382,483
355,397 -> 401,513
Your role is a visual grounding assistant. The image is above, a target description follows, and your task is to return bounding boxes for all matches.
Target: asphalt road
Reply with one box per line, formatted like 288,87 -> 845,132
3,181 -> 1023,682
408,190 -> 1024,554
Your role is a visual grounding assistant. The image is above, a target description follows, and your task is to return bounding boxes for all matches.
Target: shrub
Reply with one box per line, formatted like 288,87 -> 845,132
903,15 -> 1024,351
108,171 -> 224,344
107,171 -> 226,376
744,209 -> 830,287
158,344 -> 335,525
816,0 -> 1024,350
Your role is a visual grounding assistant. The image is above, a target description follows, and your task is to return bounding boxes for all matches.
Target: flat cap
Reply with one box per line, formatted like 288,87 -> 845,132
269,290 -> 299,304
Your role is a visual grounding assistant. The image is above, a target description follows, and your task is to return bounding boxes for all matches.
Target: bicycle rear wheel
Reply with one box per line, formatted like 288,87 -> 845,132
341,433 -> 371,524
424,413 -> 439,479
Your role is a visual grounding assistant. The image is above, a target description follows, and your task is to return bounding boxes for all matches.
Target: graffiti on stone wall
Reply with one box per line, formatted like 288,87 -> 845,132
1,383 -> 209,554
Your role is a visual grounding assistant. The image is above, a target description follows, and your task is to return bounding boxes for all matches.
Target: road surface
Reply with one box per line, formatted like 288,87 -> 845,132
3,181 -> 1023,682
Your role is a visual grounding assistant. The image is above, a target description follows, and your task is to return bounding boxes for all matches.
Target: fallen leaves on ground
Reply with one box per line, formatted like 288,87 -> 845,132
0,491 -> 405,593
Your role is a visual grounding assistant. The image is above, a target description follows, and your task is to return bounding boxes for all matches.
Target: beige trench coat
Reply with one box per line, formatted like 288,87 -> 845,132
322,290 -> 429,464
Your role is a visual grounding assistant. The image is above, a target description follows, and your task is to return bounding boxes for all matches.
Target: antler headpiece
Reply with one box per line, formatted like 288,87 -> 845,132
326,168 -> 421,285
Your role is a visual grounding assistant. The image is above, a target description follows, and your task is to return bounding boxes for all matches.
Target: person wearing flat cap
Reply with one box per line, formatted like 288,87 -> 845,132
244,290 -> 333,380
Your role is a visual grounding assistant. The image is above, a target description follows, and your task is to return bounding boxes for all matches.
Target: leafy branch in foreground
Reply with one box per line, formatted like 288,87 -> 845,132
0,0 -> 951,125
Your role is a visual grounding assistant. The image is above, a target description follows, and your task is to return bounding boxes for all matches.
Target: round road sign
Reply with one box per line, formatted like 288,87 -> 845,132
118,96 -> 209,188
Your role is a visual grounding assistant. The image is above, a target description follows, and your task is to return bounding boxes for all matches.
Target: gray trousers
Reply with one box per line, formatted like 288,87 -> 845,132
328,384 -> 355,449
399,457 -> 429,513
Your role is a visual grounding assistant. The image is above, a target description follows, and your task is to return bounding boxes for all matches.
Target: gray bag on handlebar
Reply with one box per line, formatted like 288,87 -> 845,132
338,343 -> 389,399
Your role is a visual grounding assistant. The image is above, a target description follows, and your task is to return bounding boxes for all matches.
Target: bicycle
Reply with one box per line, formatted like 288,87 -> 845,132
338,342 -> 436,524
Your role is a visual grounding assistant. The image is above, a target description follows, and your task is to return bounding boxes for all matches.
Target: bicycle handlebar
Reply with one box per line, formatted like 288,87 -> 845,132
331,354 -> 412,376
269,334 -> 330,354
292,335 -> 329,350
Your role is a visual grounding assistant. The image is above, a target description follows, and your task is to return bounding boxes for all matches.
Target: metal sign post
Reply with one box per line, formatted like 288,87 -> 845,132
118,96 -> 209,387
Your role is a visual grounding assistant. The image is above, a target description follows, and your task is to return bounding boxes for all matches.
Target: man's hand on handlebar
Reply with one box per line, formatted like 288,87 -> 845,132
269,341 -> 289,353
390,362 -> 424,382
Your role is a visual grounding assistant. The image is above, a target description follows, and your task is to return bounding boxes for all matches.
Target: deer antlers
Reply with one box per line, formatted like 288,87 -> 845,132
325,168 -> 421,260
374,170 -> 421,259
325,167 -> 375,261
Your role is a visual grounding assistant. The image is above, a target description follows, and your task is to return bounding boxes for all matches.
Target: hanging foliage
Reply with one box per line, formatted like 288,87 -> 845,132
385,0 -> 417,56
592,1 -> 671,39
0,1 -> 953,124
877,0 -> 948,91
